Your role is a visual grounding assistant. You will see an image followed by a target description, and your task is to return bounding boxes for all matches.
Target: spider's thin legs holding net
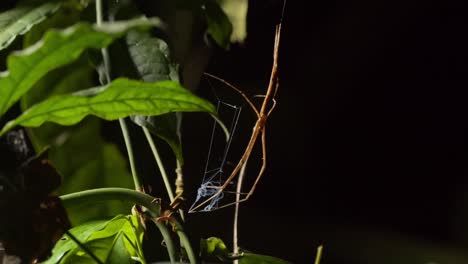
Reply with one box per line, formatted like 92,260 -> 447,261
190,101 -> 243,212
219,105 -> 242,171
202,101 -> 241,178
189,117 -> 263,212
203,101 -> 222,176
198,128 -> 268,210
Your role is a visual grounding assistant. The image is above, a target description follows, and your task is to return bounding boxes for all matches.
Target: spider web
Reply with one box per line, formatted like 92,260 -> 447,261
189,91 -> 245,212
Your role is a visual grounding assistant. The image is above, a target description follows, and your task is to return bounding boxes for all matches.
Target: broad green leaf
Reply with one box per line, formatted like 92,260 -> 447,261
126,30 -> 184,163
0,1 -> 61,51
57,139 -> 134,225
42,220 -> 108,264
203,1 -> 233,49
28,115 -> 134,225
239,253 -> 291,264
217,0 -> 248,43
200,237 -> 230,260
1,78 -> 216,135
0,16 -> 162,118
126,30 -> 179,83
44,215 -> 146,264
199,237 -> 291,264
22,1 -> 82,48
179,0 -> 246,47
20,13 -> 134,224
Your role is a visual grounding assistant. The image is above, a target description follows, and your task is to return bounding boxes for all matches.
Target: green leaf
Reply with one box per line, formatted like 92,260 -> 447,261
0,16 -> 162,118
20,57 -> 134,225
22,1 -> 82,48
175,0 -> 248,43
203,1 -> 233,49
239,253 -> 291,264
42,220 -> 108,264
44,215 -> 146,264
126,30 -> 179,83
126,30 -> 184,163
1,78 -> 216,136
0,1 -> 61,51
57,140 -> 134,225
199,237 -> 291,264
217,0 -> 248,43
200,237 -> 230,259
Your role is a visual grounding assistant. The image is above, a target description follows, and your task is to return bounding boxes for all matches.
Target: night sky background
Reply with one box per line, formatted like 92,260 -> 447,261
182,0 -> 468,263
1,0 -> 468,263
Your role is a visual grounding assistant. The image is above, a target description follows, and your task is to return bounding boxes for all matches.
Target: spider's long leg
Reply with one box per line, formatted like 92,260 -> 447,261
244,127 -> 267,199
204,72 -> 260,118
214,127 -> 268,210
267,98 -> 277,117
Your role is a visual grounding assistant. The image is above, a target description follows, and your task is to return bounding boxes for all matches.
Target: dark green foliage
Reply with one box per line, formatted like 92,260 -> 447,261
0,1 -> 288,263
126,30 -> 184,164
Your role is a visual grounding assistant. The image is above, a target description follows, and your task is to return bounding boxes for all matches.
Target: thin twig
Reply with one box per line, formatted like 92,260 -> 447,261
233,162 -> 248,264
143,127 -> 175,201
120,119 -> 140,189
175,161 -> 186,222
175,112 -> 186,222
314,245 -> 323,264
95,0 -> 111,84
96,0 -> 140,190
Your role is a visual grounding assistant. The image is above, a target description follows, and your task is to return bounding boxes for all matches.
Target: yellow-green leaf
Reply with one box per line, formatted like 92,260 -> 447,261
0,1 -> 61,50
1,78 -> 216,136
0,16 -> 162,118
44,215 -> 146,264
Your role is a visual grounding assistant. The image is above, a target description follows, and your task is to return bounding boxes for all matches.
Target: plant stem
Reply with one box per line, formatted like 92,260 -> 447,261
175,112 -> 185,222
314,245 -> 323,264
154,220 -> 177,264
143,127 -> 174,201
95,0 -> 140,190
175,161 -> 185,222
143,128 -> 188,223
61,188 -> 158,217
233,162 -> 247,264
121,119 -> 140,189
143,129 -> 191,259
95,0 -> 103,27
176,229 -> 197,264
95,0 -> 111,84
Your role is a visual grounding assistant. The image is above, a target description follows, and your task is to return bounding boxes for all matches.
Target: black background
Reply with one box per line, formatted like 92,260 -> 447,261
181,0 -> 468,263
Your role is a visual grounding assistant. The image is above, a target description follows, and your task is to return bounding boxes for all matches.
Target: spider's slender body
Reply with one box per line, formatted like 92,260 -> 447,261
189,23 -> 282,212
